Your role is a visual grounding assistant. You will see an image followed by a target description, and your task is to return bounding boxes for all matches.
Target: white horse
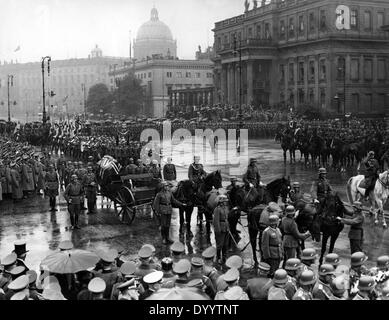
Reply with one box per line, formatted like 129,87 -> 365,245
346,170 -> 389,228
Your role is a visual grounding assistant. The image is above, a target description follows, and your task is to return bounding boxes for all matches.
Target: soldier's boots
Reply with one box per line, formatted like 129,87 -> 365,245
187,226 -> 193,238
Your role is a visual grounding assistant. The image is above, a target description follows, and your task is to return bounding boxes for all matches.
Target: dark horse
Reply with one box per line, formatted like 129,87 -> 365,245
281,132 -> 296,164
173,170 -> 223,236
318,193 -> 350,265
233,177 -> 291,266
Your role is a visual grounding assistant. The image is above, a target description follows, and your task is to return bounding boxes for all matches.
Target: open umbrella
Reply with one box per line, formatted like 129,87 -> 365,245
146,288 -> 210,300
40,250 -> 99,274
222,118 -> 229,122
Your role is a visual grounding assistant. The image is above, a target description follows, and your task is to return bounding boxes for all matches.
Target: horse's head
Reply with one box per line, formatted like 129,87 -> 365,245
205,170 -> 223,190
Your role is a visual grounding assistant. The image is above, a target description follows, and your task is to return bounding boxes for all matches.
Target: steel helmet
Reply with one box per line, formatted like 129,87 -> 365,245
318,168 -> 327,175
351,252 -> 368,266
299,270 -> 316,285
273,269 -> 288,284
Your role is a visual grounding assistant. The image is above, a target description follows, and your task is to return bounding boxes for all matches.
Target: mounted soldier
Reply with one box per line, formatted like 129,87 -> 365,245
188,156 -> 207,191
243,158 -> 260,190
311,168 -> 332,210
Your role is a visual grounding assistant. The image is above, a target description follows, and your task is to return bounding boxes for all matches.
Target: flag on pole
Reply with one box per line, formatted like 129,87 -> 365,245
14,45 -> 21,52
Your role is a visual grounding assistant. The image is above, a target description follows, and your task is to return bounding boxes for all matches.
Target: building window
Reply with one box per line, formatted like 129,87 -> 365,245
309,12 -> 315,32
196,72 -> 201,78
289,92 -> 295,106
289,18 -> 295,37
309,61 -> 315,81
320,10 -> 326,31
299,15 -> 304,34
167,72 -> 172,78
364,11 -> 372,30
309,89 -> 314,103
289,63 -> 294,82
224,35 -> 228,44
378,94 -> 385,112
365,94 -> 373,112
352,93 -> 360,113
378,13 -> 385,29
351,10 -> 358,28
298,89 -> 305,104
148,72 -> 152,78
298,62 -> 304,82
280,20 -> 286,38
378,59 -> 386,80
364,59 -> 373,81
265,23 -> 271,39
206,73 -> 213,78
248,27 -> 253,38
256,24 -> 261,39
177,72 -> 182,78
351,59 -> 360,80
280,64 -> 285,82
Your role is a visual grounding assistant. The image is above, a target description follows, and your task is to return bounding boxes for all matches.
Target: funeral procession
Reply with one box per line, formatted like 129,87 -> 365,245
2,0 -> 389,303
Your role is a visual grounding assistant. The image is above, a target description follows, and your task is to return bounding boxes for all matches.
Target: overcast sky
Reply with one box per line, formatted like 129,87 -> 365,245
0,0 -> 251,63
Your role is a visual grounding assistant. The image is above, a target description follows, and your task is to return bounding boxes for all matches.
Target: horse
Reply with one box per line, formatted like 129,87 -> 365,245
173,180 -> 196,236
346,170 -> 389,228
281,133 -> 296,164
318,193 -> 350,265
174,170 -> 223,235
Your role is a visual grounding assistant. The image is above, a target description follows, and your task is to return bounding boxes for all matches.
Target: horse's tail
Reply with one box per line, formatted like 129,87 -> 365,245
346,177 -> 354,204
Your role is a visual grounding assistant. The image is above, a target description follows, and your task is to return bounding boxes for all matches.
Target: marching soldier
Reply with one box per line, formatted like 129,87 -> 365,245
21,155 -> 35,198
64,174 -> 84,229
10,162 -> 23,202
57,152 -> 67,189
268,269 -> 289,300
163,157 -> 177,182
243,158 -> 260,190
261,215 -> 283,276
292,270 -> 316,300
45,164 -> 59,212
337,201 -> 364,254
83,166 -> 97,215
312,264 -> 335,300
153,181 -> 185,244
213,195 -> 230,264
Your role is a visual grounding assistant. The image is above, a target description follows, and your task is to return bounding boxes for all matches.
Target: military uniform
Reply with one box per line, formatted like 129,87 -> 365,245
243,163 -> 260,188
312,279 -> 333,300
64,181 -> 84,228
280,215 -> 308,261
213,203 -> 230,262
341,211 -> 364,254
188,163 -> 206,185
153,189 -> 183,243
245,276 -> 273,300
83,172 -> 97,214
268,285 -> 289,300
312,176 -> 332,204
261,225 -> 283,276
349,266 -> 369,298
292,287 -> 313,300
10,165 -> 23,200
149,165 -> 162,180
45,171 -> 59,210
284,275 -> 298,299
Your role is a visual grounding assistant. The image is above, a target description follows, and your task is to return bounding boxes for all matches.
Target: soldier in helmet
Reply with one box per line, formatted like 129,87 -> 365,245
268,269 -> 289,300
353,276 -> 376,300
349,251 -> 370,299
149,160 -> 162,180
312,264 -> 335,300
337,201 -> 364,254
83,166 -> 97,215
284,258 -> 300,299
261,215 -> 283,276
361,151 -> 380,200
311,168 -> 332,209
45,164 -> 59,211
289,182 -> 302,204
292,270 -> 316,300
369,255 -> 389,297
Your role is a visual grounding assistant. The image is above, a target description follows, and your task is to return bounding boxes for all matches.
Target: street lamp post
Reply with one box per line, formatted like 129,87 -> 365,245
337,58 -> 346,116
7,75 -> 14,122
81,83 -> 87,120
41,56 -> 51,124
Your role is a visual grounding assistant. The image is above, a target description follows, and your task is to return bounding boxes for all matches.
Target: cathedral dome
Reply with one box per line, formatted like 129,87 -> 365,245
136,8 -> 173,41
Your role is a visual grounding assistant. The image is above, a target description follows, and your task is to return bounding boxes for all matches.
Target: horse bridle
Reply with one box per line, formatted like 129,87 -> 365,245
378,171 -> 389,189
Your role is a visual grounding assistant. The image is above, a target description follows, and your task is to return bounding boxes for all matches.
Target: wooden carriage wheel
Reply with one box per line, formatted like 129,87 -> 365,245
116,186 -> 136,225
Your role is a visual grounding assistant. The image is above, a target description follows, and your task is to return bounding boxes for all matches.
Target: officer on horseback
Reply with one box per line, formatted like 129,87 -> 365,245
243,158 -> 260,190
289,182 -> 302,204
362,151 -> 380,199
188,156 -> 207,191
312,168 -> 332,207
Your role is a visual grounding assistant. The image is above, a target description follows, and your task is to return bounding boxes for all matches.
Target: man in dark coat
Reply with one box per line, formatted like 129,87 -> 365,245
45,164 -> 59,211
163,157 -> 176,181
64,174 -> 84,229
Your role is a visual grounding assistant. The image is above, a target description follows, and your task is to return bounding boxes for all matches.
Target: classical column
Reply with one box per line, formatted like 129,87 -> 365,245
228,63 -> 235,104
221,64 -> 228,104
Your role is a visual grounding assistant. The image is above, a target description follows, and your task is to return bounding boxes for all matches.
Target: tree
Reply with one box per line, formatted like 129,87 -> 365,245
112,73 -> 144,116
86,83 -> 113,115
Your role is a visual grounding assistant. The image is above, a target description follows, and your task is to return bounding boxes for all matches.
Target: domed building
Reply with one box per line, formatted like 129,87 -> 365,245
134,7 -> 177,61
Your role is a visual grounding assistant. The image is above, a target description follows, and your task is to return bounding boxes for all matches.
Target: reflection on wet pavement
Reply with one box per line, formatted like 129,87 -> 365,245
0,139 -> 388,276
